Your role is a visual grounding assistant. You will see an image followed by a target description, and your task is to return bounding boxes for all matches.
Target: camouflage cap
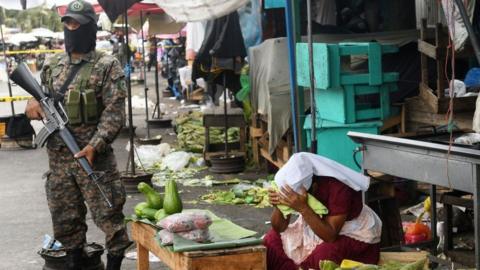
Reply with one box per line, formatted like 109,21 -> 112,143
61,0 -> 97,25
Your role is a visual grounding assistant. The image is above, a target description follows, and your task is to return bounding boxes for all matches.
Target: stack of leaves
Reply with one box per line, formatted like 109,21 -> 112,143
200,185 -> 271,208
151,166 -> 208,187
174,111 -> 240,153
320,257 -> 427,270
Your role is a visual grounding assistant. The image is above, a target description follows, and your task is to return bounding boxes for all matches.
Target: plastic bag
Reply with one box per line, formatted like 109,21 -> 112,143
129,95 -> 152,109
454,133 -> 480,145
178,229 -> 210,243
474,94 -> 480,133
162,151 -> 191,171
158,229 -> 174,245
231,183 -> 257,198
157,212 -> 212,232
465,67 -> 480,88
128,143 -> 171,168
444,80 -> 466,97
200,96 -> 215,113
158,229 -> 211,245
42,234 -> 62,250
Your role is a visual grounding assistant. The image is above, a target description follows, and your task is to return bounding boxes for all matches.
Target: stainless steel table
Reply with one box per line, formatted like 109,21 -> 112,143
348,131 -> 480,267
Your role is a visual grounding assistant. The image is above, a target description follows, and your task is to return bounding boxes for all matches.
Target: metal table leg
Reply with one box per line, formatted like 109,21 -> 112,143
475,165 -> 480,268
430,184 -> 437,256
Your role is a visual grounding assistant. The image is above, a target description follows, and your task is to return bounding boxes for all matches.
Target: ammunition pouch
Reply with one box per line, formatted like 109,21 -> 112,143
82,89 -> 99,125
65,88 -> 100,125
65,89 -> 82,125
48,51 -> 105,126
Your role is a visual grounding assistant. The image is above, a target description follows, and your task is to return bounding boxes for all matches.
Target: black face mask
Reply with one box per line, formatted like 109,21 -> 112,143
64,21 -> 97,54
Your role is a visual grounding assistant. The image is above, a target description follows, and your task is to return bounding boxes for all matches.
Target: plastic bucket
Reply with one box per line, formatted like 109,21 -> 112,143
38,242 -> 105,270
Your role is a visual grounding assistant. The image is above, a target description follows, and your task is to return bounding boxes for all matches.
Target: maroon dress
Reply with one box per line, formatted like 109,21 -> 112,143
263,177 -> 380,270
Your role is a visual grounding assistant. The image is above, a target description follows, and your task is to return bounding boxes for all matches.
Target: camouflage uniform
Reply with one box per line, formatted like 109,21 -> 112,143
41,50 -> 131,256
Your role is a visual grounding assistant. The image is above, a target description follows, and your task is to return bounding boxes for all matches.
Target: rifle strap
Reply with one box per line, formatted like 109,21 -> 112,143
75,51 -> 104,93
59,61 -> 86,96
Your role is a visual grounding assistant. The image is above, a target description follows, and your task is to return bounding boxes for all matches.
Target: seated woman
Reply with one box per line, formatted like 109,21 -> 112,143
264,152 -> 382,270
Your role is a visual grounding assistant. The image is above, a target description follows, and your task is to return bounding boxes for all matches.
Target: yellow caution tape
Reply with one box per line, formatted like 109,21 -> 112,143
0,96 -> 31,102
4,49 -> 63,55
163,45 -> 183,49
3,49 -> 114,56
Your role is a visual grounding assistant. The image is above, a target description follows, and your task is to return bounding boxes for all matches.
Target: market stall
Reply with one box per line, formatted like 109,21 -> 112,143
129,178 -> 266,270
256,0 -> 480,267
349,131 -> 479,268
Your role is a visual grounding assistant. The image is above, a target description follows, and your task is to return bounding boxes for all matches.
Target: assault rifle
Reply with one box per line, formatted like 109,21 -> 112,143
10,62 -> 113,208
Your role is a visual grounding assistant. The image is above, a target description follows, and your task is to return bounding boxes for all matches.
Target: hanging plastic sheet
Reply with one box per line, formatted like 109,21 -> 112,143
0,0 -> 45,10
441,0 -> 476,51
249,38 -> 291,155
186,21 -> 207,60
153,0 -> 250,22
238,0 -> 262,49
125,14 -> 185,35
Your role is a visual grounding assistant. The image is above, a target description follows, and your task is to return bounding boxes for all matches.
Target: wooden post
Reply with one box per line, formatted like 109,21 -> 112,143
435,23 -> 446,99
251,116 -> 260,165
204,116 -> 210,161
137,242 -> 150,270
420,19 -> 429,88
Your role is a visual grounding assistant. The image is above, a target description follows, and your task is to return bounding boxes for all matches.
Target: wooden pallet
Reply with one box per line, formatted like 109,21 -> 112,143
250,113 -> 292,169
418,19 -> 477,114
404,96 -> 474,131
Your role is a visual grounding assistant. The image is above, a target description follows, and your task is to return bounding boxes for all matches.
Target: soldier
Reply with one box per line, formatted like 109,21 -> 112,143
24,1 -> 132,269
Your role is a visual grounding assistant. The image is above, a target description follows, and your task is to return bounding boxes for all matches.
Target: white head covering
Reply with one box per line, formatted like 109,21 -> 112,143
274,152 -> 370,192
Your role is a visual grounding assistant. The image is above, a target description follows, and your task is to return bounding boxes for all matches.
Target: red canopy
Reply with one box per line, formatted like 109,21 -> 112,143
56,2 -> 163,19
127,3 -> 163,16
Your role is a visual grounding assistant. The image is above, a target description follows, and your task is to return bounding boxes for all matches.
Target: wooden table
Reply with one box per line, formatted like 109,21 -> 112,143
131,222 -> 267,270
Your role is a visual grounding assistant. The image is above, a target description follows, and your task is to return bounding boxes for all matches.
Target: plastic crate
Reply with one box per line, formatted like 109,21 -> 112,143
296,42 -> 399,123
304,115 -> 382,171
296,42 -> 399,89
314,82 -> 398,123
264,0 -> 285,9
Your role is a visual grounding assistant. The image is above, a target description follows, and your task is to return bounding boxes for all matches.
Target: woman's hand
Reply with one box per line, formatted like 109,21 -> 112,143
268,188 -> 281,206
278,185 -> 309,213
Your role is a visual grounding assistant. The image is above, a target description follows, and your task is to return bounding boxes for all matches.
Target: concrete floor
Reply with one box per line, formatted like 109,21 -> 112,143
0,69 -> 272,269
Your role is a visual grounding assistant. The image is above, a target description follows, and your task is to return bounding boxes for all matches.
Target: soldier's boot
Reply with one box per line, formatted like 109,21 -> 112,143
106,254 -> 124,270
65,248 -> 84,270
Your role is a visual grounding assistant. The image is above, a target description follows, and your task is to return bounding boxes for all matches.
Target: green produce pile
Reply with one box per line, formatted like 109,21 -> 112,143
174,111 -> 240,153
320,258 -> 427,270
200,185 -> 271,208
133,181 -> 183,223
151,166 -> 208,187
